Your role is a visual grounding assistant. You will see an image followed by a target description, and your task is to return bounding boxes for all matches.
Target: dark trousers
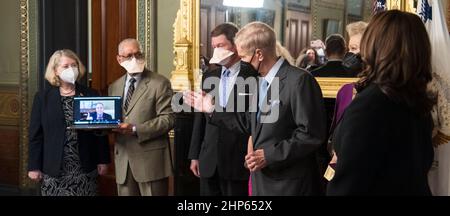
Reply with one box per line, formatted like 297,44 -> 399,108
200,170 -> 248,196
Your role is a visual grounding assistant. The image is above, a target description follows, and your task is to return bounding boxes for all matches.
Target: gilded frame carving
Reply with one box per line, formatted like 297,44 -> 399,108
137,0 -> 156,71
171,0 -> 200,92
18,0 -> 38,189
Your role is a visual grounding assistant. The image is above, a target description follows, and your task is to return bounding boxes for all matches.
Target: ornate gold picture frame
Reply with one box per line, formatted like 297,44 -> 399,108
170,0 -> 359,96
170,0 -> 422,96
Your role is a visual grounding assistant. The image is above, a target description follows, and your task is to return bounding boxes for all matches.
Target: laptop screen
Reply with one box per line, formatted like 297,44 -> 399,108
73,96 -> 122,125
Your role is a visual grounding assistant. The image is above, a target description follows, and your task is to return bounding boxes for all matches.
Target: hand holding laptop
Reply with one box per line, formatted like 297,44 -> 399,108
112,123 -> 135,135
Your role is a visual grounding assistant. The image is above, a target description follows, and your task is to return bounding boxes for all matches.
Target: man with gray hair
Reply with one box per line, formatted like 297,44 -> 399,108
184,22 -> 327,196
109,38 -> 175,196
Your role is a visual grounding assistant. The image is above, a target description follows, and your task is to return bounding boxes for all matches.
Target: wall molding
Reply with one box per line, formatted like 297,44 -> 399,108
0,86 -> 20,126
137,0 -> 156,72
18,0 -> 39,189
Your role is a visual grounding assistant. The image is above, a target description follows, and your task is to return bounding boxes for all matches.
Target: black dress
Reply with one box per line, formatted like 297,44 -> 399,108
41,96 -> 98,196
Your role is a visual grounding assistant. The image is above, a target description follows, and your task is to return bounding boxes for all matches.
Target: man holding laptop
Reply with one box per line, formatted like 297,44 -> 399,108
109,38 -> 175,196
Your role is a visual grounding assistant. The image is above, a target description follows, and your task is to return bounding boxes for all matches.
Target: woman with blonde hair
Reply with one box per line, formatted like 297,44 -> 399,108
28,49 -> 110,196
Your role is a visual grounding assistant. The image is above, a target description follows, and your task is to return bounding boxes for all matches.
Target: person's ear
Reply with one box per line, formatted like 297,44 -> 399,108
116,55 -> 121,64
255,49 -> 264,62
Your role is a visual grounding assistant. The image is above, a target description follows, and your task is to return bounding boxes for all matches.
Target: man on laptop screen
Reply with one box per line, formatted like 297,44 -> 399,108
69,96 -> 122,129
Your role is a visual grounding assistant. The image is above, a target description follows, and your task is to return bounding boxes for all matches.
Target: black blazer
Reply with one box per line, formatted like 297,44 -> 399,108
311,60 -> 356,77
188,62 -> 257,180
327,84 -> 434,195
211,60 -> 327,195
89,112 -> 113,121
28,83 -> 111,177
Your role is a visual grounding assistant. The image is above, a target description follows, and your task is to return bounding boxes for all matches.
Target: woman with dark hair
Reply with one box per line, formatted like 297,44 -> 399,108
327,10 -> 436,195
295,47 -> 321,71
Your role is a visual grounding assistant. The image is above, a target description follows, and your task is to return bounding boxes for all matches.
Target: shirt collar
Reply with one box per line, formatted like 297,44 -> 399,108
222,60 -> 241,77
263,57 -> 284,85
126,73 -> 142,83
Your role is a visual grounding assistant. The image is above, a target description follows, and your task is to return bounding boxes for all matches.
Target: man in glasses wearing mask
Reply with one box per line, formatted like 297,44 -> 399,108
184,22 -> 327,196
109,38 -> 175,196
188,23 -> 257,196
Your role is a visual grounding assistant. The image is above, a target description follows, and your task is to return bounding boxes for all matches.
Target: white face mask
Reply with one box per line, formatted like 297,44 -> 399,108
209,47 -> 234,66
120,57 -> 145,74
59,67 -> 79,84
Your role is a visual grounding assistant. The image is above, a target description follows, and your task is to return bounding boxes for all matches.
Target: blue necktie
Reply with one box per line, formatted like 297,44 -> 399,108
257,78 -> 269,121
220,69 -> 231,107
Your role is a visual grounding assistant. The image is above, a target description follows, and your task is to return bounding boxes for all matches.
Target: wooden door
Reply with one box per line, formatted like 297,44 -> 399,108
91,0 -> 136,196
285,10 -> 311,59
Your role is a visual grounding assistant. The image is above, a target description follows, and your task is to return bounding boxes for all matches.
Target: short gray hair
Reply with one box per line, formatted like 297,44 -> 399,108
235,22 -> 276,56
117,38 -> 142,54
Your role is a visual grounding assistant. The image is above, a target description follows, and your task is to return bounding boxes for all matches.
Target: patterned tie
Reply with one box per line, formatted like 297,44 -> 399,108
257,78 -> 269,121
220,69 -> 231,107
124,77 -> 136,111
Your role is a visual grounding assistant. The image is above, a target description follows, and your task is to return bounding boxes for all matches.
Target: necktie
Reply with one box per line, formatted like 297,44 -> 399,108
124,77 -> 136,111
97,114 -> 103,120
257,78 -> 269,121
220,69 -> 231,107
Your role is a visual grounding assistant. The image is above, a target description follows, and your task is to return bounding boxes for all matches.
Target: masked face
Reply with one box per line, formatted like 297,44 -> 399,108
59,67 -> 79,84
120,57 -> 145,74
240,49 -> 262,76
342,52 -> 363,75
209,47 -> 234,66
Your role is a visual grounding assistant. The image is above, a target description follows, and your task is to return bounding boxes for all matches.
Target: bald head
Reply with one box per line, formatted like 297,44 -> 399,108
118,38 -> 142,54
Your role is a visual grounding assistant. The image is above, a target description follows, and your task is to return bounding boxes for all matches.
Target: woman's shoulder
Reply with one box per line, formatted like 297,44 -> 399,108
347,84 -> 393,115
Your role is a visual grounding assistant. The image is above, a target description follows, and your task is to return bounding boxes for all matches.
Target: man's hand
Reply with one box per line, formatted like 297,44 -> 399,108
190,160 -> 201,178
245,149 -> 267,172
97,164 -> 109,176
112,123 -> 135,135
183,90 -> 215,114
28,170 -> 43,182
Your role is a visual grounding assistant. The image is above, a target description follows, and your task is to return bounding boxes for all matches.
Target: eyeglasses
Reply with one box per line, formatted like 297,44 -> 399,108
58,64 -> 78,69
118,52 -> 145,61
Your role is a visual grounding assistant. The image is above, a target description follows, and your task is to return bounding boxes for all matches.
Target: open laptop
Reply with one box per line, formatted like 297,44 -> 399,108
67,96 -> 122,130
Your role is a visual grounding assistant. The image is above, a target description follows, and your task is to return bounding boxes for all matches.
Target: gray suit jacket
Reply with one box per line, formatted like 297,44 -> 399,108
211,60 -> 327,195
109,70 -> 175,184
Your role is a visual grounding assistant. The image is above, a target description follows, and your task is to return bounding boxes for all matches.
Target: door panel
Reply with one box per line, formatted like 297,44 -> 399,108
91,0 -> 136,196
285,10 -> 310,59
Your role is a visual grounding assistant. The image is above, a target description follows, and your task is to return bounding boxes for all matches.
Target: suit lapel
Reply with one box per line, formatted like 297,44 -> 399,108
253,61 -> 289,146
125,73 -> 150,115
110,75 -> 126,97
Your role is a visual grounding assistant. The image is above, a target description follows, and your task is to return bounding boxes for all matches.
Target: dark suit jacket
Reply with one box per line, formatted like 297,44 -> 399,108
311,60 -> 356,77
90,112 -> 113,121
211,60 -> 327,195
188,62 -> 257,180
327,84 -> 434,195
28,83 -> 111,177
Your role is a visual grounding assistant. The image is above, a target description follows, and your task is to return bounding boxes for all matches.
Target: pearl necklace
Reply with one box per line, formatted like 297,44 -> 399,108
60,87 -> 75,96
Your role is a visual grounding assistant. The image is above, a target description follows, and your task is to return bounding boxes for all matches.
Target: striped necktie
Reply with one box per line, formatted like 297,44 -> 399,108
124,77 -> 136,111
